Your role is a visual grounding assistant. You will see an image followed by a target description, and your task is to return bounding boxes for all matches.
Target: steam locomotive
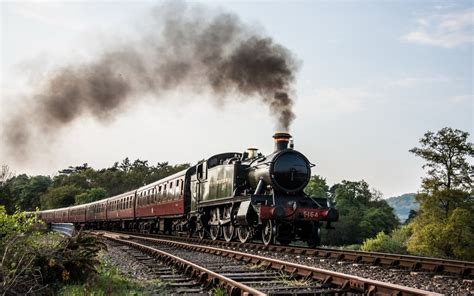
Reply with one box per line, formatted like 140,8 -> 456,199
36,133 -> 338,246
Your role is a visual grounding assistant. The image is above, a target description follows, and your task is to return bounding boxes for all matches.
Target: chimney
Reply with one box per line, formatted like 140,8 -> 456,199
273,132 -> 291,152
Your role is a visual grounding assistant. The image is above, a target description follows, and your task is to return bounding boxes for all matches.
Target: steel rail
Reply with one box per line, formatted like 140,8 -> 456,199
126,232 -> 473,277
110,232 -> 442,296
98,232 -> 265,296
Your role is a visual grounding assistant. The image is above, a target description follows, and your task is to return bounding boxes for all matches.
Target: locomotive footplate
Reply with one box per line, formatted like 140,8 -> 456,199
245,194 -> 339,223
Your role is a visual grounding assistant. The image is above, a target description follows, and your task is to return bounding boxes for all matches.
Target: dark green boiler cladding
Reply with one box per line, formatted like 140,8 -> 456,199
247,149 -> 311,194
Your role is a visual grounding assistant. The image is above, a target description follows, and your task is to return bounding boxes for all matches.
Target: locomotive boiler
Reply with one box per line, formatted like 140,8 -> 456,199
35,133 -> 338,247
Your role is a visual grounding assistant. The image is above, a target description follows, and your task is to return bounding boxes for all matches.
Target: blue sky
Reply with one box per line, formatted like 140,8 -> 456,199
1,0 -> 472,197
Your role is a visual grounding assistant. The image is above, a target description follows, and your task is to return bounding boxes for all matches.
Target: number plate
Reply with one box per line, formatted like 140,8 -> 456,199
303,211 -> 319,219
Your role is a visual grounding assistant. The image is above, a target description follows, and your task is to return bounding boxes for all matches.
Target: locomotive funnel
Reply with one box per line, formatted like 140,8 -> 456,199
273,132 -> 291,151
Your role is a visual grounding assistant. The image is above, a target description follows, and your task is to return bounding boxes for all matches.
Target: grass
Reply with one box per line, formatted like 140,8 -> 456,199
211,287 -> 226,296
58,261 -> 166,296
278,272 -> 312,287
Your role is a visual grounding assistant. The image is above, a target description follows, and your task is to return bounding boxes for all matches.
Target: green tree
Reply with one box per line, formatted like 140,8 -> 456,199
405,209 -> 418,224
18,176 -> 52,210
359,205 -> 399,239
0,173 -> 51,213
305,175 -> 329,199
408,127 -> 473,260
41,185 -> 83,209
409,127 -> 473,192
75,187 -> 108,205
321,180 -> 398,246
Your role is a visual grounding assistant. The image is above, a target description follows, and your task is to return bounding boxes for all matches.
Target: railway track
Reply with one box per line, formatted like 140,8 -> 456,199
118,231 -> 473,277
105,240 -> 211,295
95,231 -> 442,295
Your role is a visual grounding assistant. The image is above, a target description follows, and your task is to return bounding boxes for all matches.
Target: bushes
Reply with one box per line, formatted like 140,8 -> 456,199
407,207 -> 474,260
0,208 -> 105,295
0,205 -> 42,253
361,225 -> 412,254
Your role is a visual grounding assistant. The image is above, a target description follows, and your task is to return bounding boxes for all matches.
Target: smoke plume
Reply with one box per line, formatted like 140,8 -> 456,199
3,2 -> 299,158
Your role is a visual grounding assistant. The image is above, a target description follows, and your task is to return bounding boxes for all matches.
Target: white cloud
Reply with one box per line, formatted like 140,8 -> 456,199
402,9 -> 473,48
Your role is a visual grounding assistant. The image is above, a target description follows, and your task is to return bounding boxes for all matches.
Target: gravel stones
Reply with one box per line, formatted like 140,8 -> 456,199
233,247 -> 473,295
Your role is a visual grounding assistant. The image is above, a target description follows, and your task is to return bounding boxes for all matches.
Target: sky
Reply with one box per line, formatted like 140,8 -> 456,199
1,0 -> 473,198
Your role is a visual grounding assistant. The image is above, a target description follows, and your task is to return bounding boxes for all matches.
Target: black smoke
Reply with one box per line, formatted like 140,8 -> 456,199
3,2 -> 299,158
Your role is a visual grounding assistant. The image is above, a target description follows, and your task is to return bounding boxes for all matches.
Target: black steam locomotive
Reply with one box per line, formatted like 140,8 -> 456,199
36,133 -> 338,247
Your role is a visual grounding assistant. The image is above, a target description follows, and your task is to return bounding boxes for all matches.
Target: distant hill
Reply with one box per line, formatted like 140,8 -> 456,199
386,193 -> 419,222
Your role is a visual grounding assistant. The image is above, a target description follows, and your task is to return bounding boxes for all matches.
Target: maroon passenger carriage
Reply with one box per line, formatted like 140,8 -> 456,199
68,204 -> 86,224
85,199 -> 107,228
134,170 -> 187,234
105,190 -> 135,230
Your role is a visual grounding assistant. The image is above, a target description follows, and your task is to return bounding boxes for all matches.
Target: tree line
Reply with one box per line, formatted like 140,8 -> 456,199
0,158 -> 189,212
305,177 -> 399,246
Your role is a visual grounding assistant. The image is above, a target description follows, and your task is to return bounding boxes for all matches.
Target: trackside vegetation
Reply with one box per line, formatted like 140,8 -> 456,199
0,207 -> 105,294
0,207 -> 165,295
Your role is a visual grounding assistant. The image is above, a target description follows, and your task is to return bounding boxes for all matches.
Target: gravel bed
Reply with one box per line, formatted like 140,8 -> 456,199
103,241 -> 160,281
231,247 -> 474,295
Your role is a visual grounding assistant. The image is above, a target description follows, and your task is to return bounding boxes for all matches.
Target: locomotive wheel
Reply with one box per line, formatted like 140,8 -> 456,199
237,226 -> 251,243
209,225 -> 220,241
262,220 -> 276,246
198,227 -> 206,240
222,224 -> 234,242
197,219 -> 207,240
307,222 -> 321,248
